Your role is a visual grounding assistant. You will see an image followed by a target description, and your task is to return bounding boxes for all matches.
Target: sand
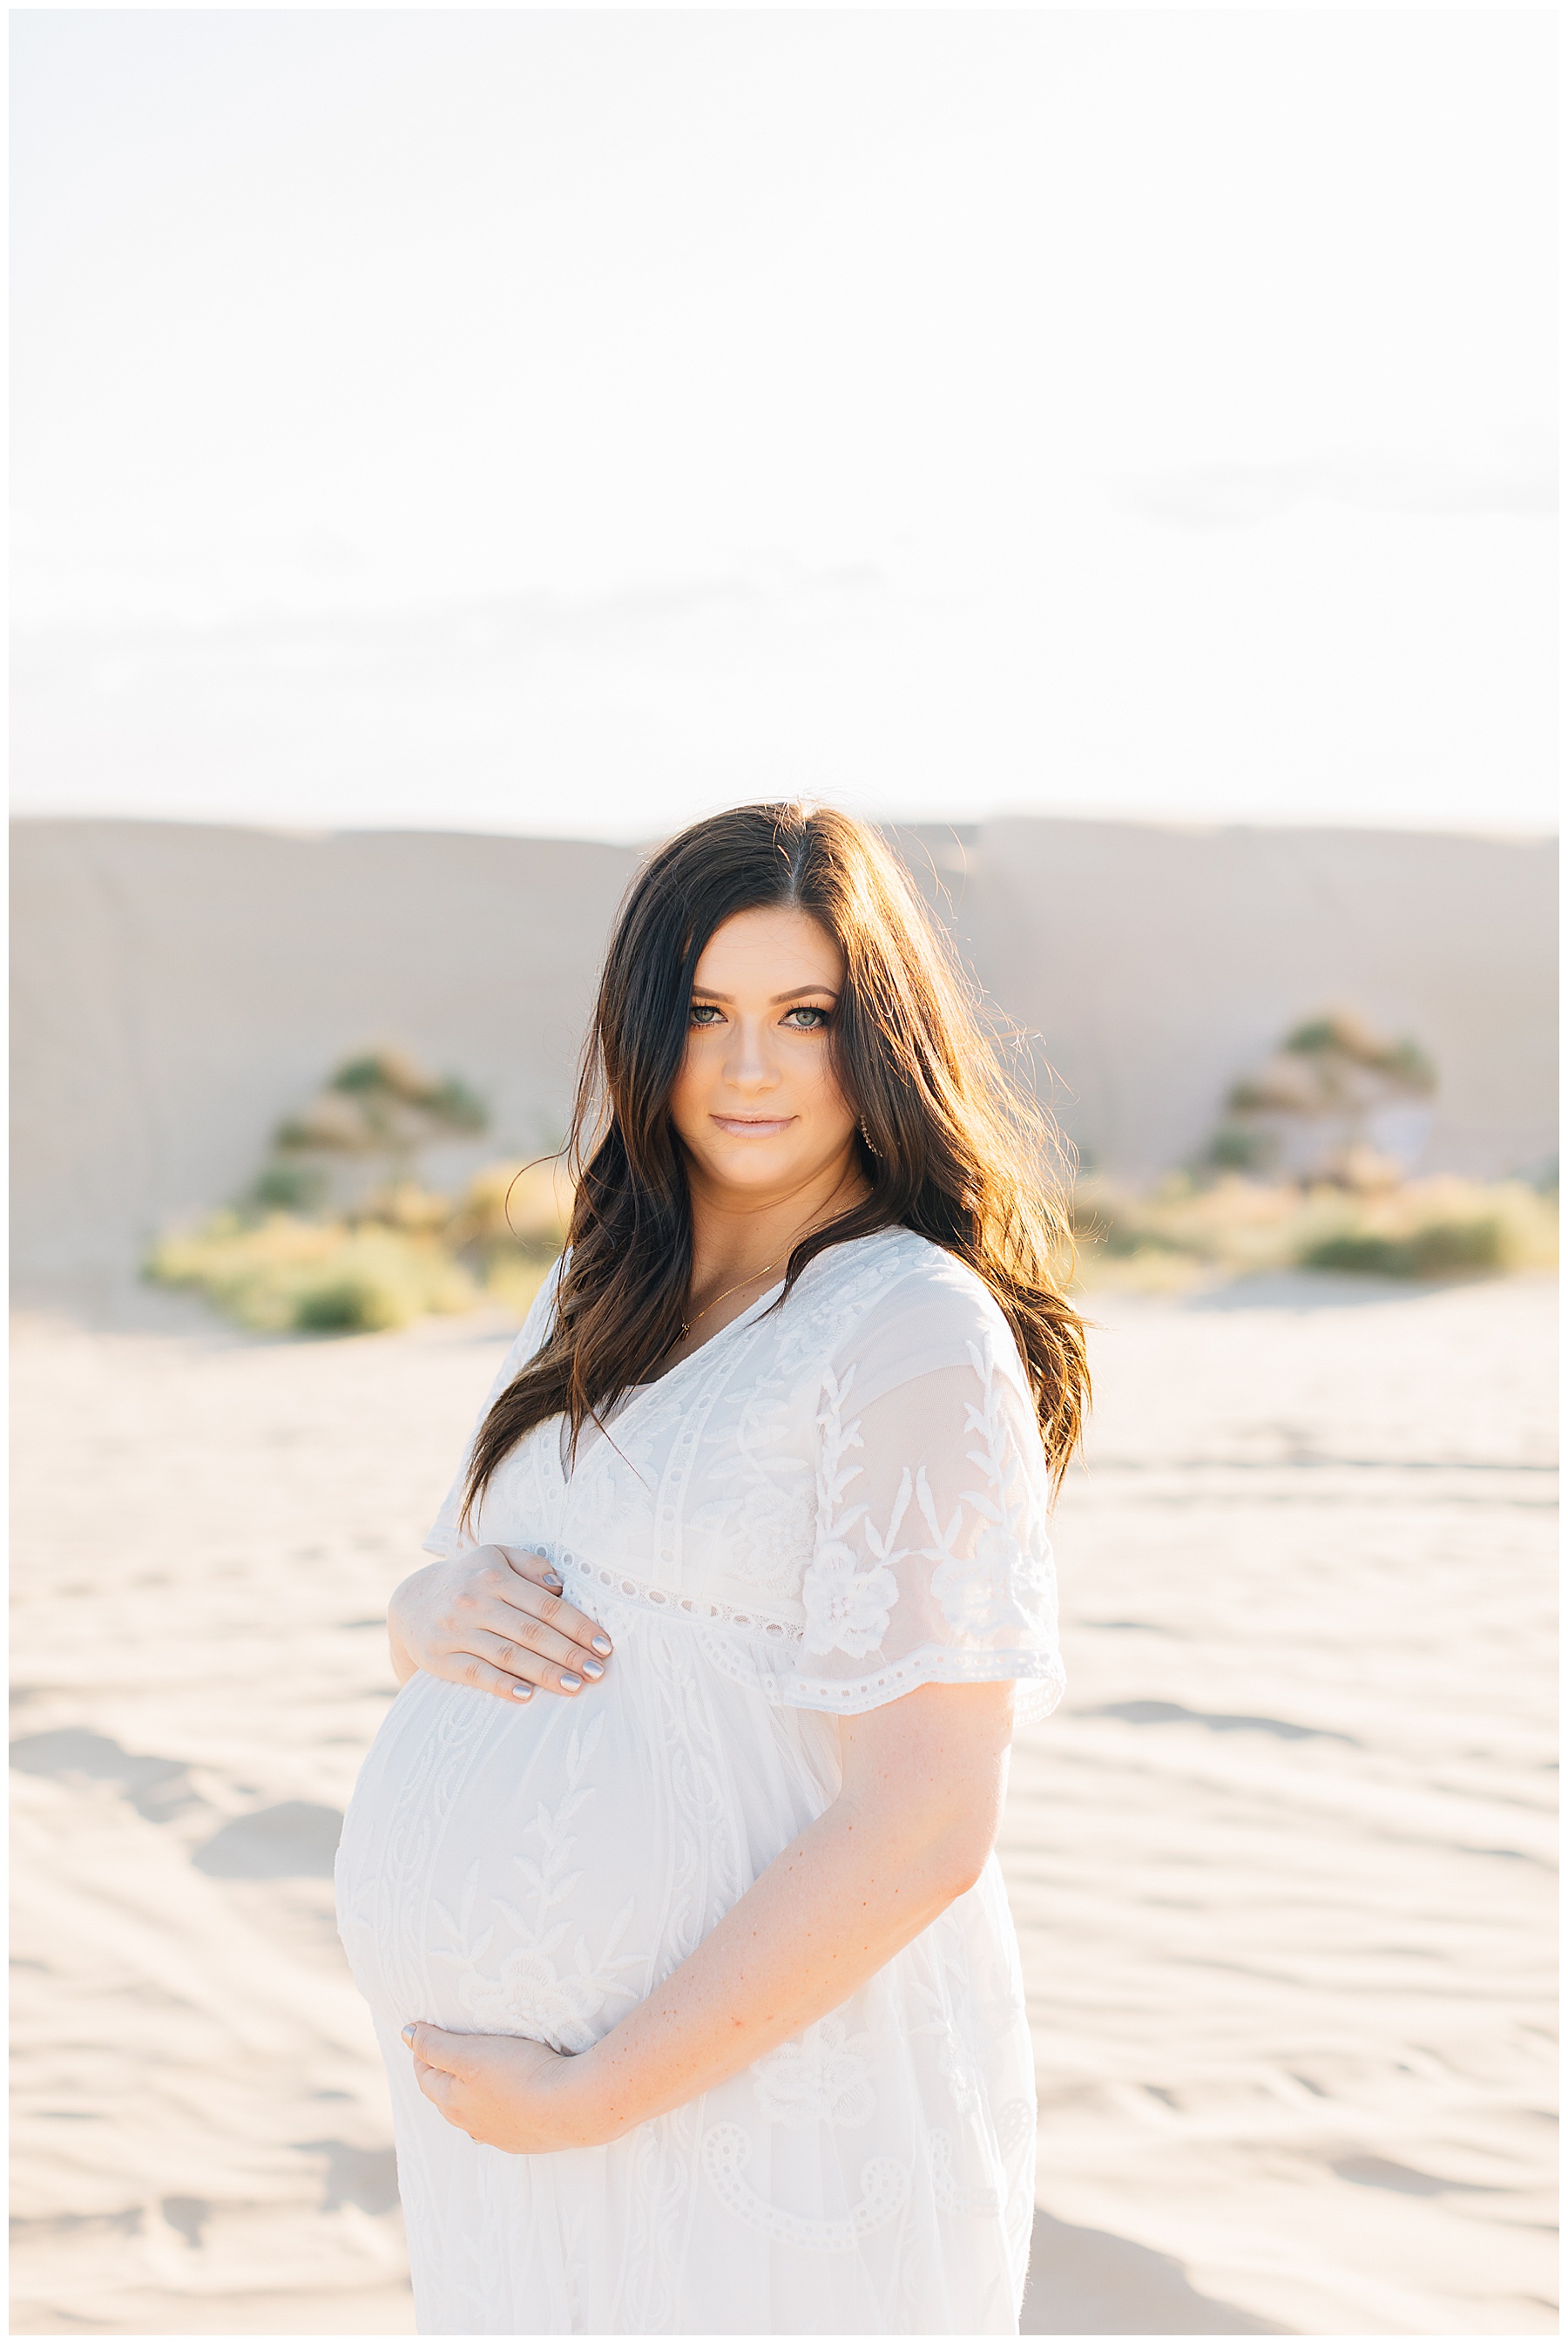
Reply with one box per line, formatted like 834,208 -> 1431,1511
10,1269 -> 1557,2335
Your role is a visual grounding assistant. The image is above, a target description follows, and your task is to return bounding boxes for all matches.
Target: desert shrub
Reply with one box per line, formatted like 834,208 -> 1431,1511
1213,1008 -> 1439,1184
1297,1182 -> 1556,1281
447,1159 -> 571,1251
252,1161 -> 328,1213
1073,1175 -> 1557,1290
145,1047 -> 528,1333
146,1216 -> 476,1333
292,1269 -> 418,1331
355,1182 -> 454,1234
145,1148 -> 573,1334
275,1049 -> 490,1159
292,1274 -> 401,1331
327,1052 -> 486,1128
1207,1121 -> 1278,1174
423,1077 -> 488,1131
1301,1225 -> 1495,1278
443,1158 -> 572,1315
1280,1013 -> 1437,1094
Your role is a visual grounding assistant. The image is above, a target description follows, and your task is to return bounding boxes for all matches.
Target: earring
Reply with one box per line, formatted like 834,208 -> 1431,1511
859,1121 -> 880,1159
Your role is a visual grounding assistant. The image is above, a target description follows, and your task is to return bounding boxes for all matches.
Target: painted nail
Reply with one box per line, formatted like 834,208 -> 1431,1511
581,1659 -> 604,1680
558,1672 -> 583,1692
511,1684 -> 533,1701
544,1572 -> 564,1590
401,2024 -> 416,2045
591,1635 -> 612,1656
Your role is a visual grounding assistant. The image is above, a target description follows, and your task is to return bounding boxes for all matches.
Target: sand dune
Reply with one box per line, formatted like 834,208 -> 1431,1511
10,1270 -> 1556,2334
11,816 -> 1556,1300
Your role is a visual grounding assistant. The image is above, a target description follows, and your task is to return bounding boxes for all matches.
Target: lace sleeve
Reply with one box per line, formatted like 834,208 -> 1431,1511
421,1256 -> 564,1562
783,1309 -> 1064,1728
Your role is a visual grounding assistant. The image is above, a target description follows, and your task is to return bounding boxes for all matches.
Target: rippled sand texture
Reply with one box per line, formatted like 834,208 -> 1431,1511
10,1272 -> 1557,2334
1012,1271 -> 1557,2336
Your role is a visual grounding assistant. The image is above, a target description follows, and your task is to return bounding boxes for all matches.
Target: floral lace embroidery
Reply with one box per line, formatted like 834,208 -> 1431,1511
916,1340 -> 1052,1640
431,1714 -> 645,2053
623,2104 -> 699,2335
701,2124 -> 909,2249
552,1554 -> 1063,1722
752,2014 -> 877,2130
801,1367 -> 903,1658
929,2127 -> 1004,2219
974,1950 -> 1027,2036
624,1621 -> 748,2334
909,1934 -> 986,2118
439,1233 -> 1062,1730
349,1230 -> 1054,2330
338,1679 -> 498,2026
688,1372 -> 816,1596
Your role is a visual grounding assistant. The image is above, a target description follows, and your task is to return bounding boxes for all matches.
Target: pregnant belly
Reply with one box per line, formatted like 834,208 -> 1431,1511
335,1636 -> 837,2048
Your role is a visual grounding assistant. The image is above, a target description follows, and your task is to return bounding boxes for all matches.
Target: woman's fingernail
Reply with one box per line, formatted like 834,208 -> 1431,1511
581,1658 -> 604,1680
591,1635 -> 612,1656
544,1573 -> 564,1590
558,1672 -> 583,1691
511,1684 -> 533,1701
401,2025 -> 416,2045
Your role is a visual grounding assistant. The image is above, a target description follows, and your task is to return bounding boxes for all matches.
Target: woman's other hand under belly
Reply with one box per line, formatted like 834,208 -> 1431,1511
402,2021 -> 615,2153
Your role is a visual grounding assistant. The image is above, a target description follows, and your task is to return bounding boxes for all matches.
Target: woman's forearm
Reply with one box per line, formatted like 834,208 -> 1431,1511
574,1802 -> 970,2137
571,1680 -> 1012,2141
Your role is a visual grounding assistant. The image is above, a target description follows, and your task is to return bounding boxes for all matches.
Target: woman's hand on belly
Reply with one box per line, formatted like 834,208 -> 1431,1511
388,1546 -> 613,1704
402,2022 -> 602,2153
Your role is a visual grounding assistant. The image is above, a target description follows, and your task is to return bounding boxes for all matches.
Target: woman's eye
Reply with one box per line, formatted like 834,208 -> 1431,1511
689,1001 -> 830,1029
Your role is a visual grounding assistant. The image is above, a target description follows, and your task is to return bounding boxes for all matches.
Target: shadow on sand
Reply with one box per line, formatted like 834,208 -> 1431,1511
1020,2205 -> 1291,2334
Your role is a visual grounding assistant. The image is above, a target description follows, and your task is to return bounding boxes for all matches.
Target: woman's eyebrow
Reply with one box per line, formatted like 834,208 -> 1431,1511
690,986 -> 841,1005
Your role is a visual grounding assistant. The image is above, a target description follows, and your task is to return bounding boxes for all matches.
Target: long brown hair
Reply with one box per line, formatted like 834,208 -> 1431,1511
463,803 -> 1088,1518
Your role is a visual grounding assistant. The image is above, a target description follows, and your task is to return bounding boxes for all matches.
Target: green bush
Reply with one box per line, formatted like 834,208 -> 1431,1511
146,1216 -> 477,1333
1073,1174 -> 1556,1291
145,1065 -> 560,1334
145,1151 -> 568,1334
293,1270 -> 411,1332
252,1161 -> 328,1213
1207,1122 -> 1277,1174
1302,1213 -> 1516,1280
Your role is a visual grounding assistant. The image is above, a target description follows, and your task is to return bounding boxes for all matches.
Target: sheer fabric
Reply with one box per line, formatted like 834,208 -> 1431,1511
336,1229 -> 1064,2334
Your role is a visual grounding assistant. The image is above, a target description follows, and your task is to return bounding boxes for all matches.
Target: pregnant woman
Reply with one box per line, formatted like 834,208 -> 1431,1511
335,802 -> 1089,2334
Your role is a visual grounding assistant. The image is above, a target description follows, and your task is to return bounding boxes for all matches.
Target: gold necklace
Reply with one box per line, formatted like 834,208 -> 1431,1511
677,1184 -> 861,1344
679,1257 -> 784,1338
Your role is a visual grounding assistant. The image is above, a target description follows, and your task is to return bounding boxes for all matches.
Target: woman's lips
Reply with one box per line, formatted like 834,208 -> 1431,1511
711,1114 -> 796,1136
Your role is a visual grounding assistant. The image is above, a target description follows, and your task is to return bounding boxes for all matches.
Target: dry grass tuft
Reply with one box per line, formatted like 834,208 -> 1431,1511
146,1215 -> 480,1334
150,1147 -> 1555,1332
1072,1174 -> 1558,1293
145,1156 -> 571,1336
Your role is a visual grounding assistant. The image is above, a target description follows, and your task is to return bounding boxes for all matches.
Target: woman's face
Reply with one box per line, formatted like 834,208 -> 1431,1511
668,904 -> 861,1204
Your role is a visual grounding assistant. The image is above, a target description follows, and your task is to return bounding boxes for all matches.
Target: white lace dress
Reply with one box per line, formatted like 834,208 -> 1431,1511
335,1228 -> 1064,2335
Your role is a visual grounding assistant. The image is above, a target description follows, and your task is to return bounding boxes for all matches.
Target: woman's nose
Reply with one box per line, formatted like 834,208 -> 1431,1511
724,1016 -> 779,1090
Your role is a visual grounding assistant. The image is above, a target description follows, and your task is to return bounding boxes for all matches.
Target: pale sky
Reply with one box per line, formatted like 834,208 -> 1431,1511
10,8 -> 1558,840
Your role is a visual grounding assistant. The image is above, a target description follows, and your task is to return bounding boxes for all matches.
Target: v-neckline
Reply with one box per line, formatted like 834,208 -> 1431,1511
637,1271 -> 789,1391
557,1228 -> 894,1484
563,1270 -> 788,1481
631,1222 -> 890,1395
